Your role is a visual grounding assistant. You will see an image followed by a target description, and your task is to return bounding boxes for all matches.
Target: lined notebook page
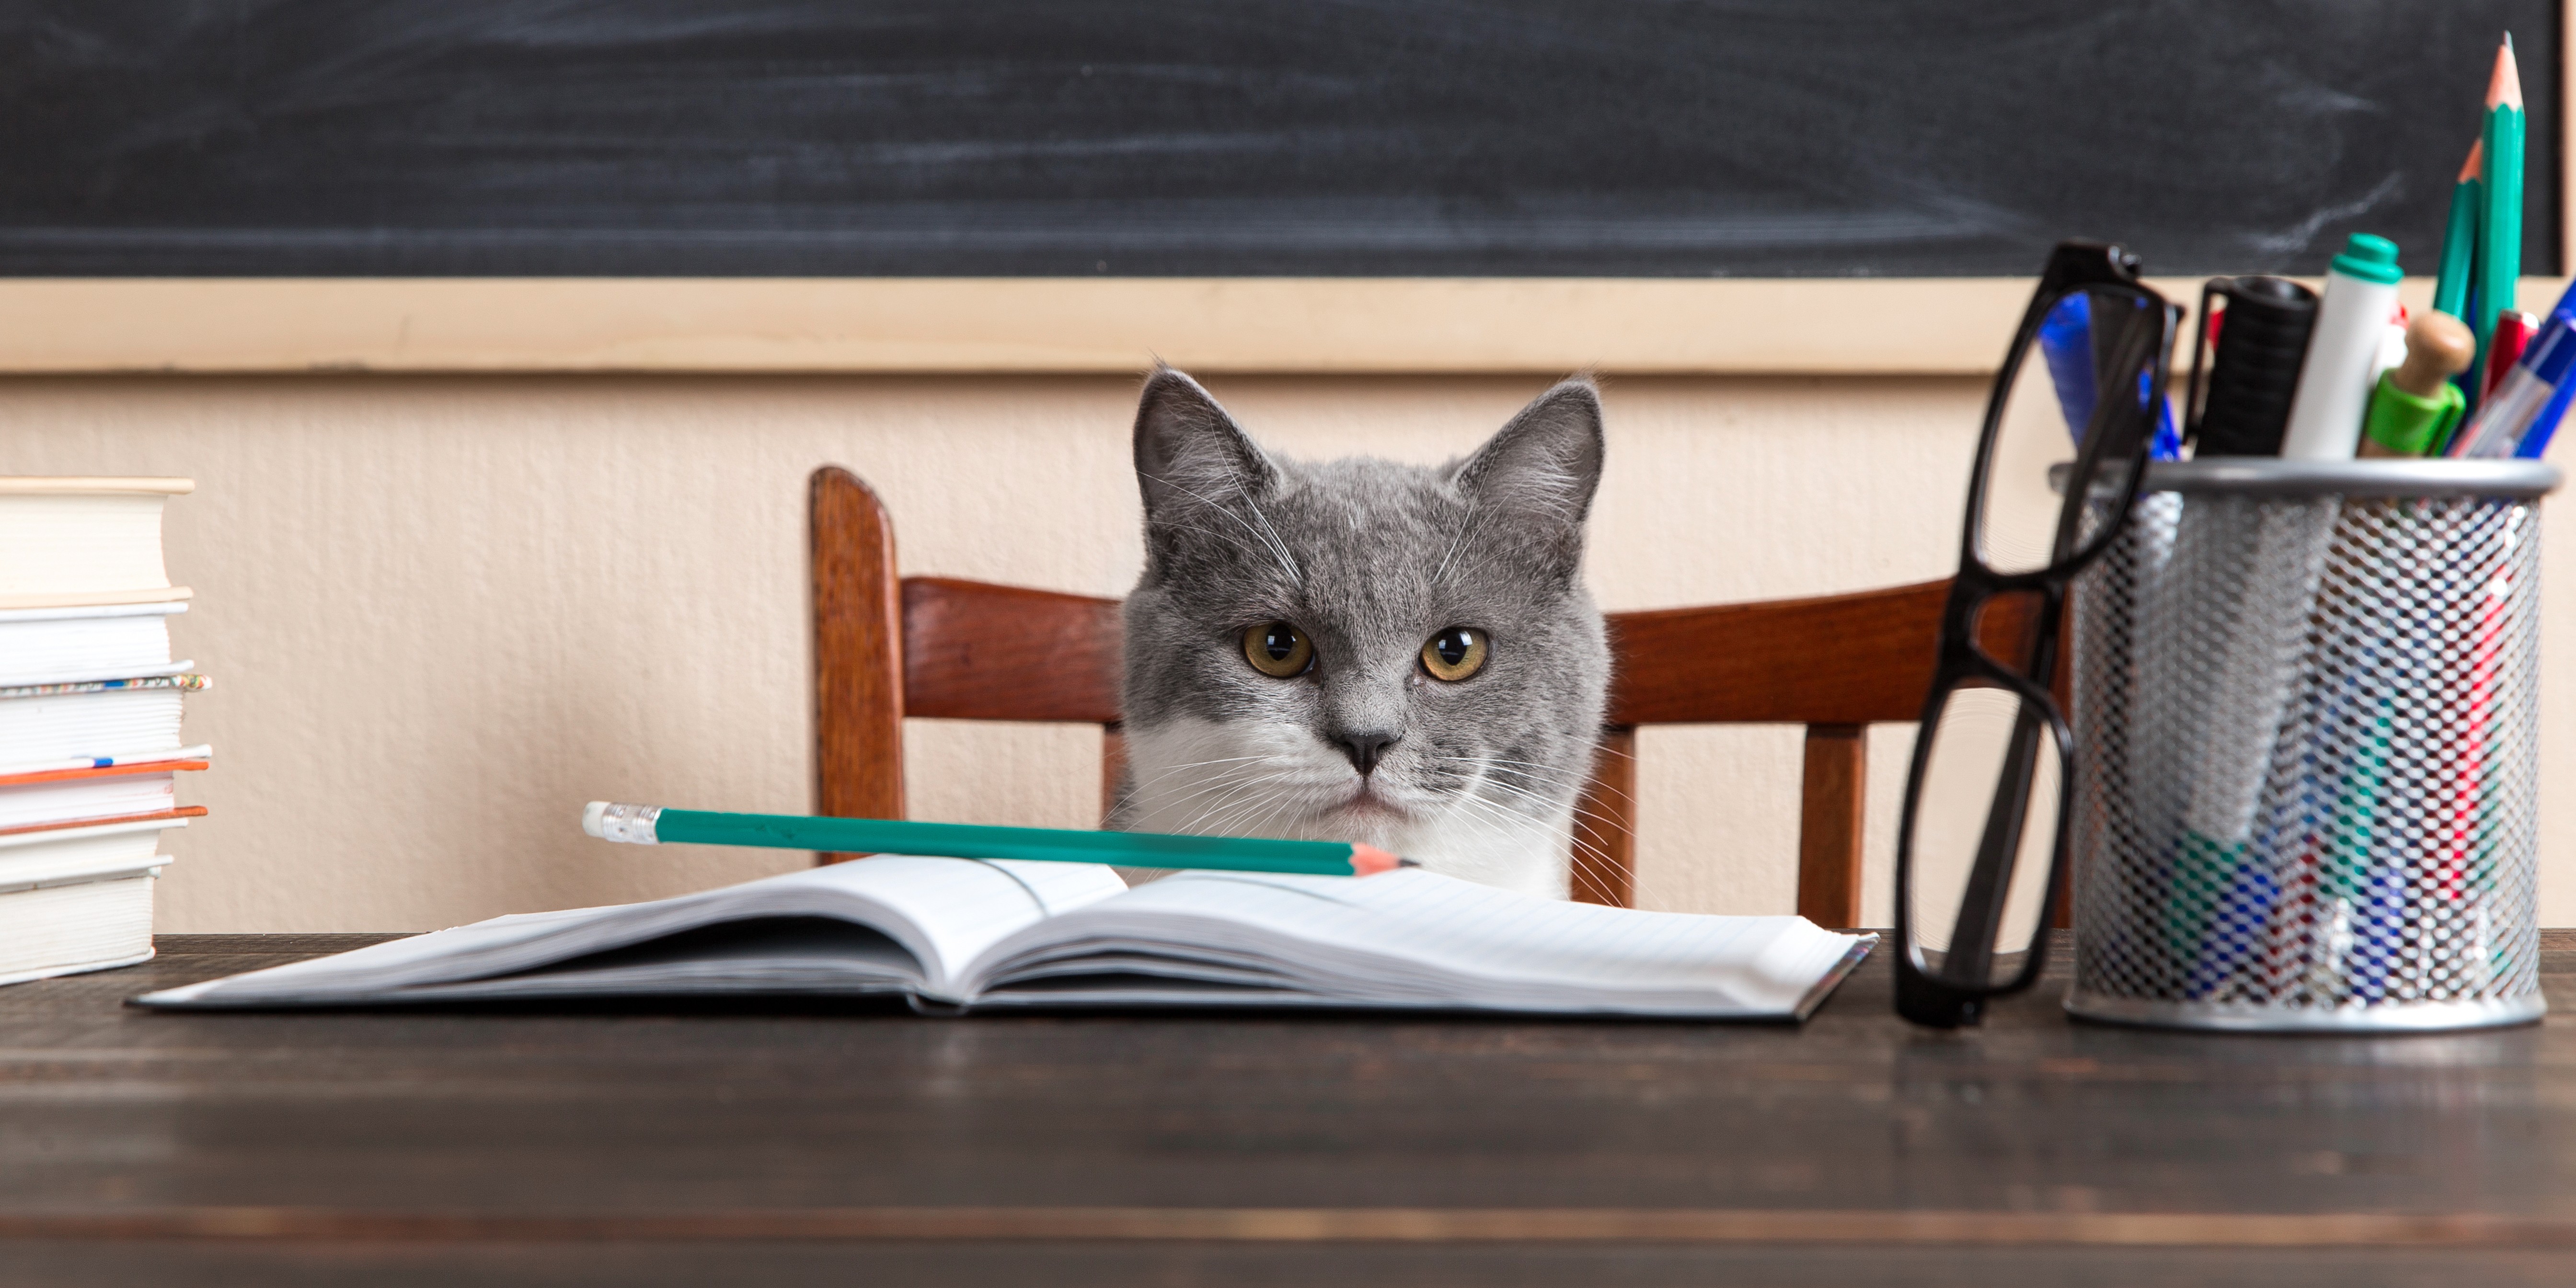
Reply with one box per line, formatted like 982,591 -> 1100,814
859,856 -> 1128,989
973,868 -> 1872,1015
138,854 -> 1128,1006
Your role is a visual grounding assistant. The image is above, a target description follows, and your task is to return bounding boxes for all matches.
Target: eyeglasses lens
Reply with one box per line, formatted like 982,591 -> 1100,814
1974,287 -> 2163,576
1905,681 -> 2065,989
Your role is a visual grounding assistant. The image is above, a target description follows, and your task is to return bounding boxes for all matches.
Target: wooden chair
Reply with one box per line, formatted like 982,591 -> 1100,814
811,465 -> 2032,928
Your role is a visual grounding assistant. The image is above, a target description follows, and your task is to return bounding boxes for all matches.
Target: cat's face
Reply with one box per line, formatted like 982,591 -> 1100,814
1116,369 -> 1610,898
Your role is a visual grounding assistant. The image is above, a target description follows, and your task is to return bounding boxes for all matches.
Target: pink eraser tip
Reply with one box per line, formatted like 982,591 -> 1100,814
1348,844 -> 1404,876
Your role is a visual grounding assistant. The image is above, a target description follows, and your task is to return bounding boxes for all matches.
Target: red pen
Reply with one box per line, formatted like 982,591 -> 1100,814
2484,310 -> 2537,396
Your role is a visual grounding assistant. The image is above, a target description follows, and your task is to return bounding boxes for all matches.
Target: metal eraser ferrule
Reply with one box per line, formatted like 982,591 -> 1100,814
583,801 -> 663,844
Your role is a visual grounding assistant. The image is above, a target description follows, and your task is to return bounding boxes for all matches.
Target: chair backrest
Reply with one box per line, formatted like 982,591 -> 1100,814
812,466 -> 2032,927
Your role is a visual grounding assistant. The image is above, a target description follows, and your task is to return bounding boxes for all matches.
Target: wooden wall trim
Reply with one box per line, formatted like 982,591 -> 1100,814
0,275 -> 2529,377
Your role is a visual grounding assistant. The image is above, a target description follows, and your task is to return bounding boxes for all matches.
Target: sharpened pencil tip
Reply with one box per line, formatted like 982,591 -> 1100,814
2461,138 -> 2485,184
2490,34 -> 2523,111
1347,844 -> 1405,876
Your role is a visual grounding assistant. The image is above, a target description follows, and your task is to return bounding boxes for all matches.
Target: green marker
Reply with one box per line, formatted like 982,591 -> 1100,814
582,803 -> 1410,877
2361,310 -> 2475,457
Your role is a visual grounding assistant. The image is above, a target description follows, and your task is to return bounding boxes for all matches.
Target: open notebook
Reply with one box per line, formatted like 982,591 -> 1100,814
135,857 -> 1876,1020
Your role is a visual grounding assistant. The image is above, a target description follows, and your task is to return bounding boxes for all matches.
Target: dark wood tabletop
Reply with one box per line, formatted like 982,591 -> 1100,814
3,931 -> 2574,1287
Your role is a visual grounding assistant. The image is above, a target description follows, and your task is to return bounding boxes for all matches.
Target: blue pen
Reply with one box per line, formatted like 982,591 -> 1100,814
2497,282 -> 2576,457
2040,291 -> 2182,459
2449,313 -> 2576,457
2037,293 -> 2098,442
2149,381 -> 2183,460
2515,379 -> 2573,456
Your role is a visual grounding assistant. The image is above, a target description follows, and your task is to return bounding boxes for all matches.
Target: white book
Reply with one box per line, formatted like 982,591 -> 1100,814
0,687 -> 188,764
0,874 -> 158,987
0,816 -> 186,894
0,602 -> 184,686
0,771 -> 175,830
138,858 -> 1876,1020
0,478 -> 193,610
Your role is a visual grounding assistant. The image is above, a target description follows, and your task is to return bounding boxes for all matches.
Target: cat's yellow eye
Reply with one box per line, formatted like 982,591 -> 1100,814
1242,621 -> 1314,678
1421,627 -> 1488,681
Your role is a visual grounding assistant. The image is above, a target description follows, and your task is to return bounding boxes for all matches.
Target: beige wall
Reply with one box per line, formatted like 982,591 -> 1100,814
5,372 -> 2570,929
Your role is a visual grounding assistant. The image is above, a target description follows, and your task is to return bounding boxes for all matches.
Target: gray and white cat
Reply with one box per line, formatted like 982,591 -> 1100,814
1111,368 -> 1610,899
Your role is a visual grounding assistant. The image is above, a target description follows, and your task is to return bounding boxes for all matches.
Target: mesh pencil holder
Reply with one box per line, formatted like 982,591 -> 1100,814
2066,459 -> 2561,1032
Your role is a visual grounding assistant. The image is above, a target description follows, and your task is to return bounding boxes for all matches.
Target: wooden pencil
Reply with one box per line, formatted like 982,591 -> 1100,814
2473,33 -> 2525,385
582,802 -> 1409,876
2432,138 -> 2482,322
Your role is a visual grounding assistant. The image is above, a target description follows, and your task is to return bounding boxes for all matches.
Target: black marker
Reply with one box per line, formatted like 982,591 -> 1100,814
2188,276 -> 2320,457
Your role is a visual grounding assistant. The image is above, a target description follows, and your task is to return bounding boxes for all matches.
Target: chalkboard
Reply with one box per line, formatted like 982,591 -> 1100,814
0,0 -> 2557,277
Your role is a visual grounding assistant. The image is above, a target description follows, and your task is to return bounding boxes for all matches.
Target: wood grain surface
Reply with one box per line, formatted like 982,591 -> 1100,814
0,932 -> 2568,1285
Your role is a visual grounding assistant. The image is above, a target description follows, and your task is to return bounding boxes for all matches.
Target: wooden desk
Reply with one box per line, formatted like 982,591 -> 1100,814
2,932 -> 2572,1286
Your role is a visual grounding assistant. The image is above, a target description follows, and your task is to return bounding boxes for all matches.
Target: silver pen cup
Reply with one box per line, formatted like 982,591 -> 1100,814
2066,459 -> 2558,1032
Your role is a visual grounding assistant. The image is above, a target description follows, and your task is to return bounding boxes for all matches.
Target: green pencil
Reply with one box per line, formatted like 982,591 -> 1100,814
2431,137 -> 2482,321
2473,33 -> 2525,383
581,802 -> 1409,877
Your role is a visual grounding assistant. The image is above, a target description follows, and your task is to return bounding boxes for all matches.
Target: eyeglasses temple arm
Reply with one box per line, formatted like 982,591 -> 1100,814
1938,600 -> 2067,984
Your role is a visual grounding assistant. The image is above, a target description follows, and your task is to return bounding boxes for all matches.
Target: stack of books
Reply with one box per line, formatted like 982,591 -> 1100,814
0,478 -> 210,984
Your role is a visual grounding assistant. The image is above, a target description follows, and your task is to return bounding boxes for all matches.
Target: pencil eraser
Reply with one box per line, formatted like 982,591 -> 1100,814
581,801 -> 610,839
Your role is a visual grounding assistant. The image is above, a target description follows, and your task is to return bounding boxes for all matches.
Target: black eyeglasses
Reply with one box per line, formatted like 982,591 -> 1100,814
1894,242 -> 2181,1028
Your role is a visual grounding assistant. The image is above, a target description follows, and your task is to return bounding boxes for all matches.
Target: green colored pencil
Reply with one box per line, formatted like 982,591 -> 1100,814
2431,137 -> 2482,321
582,802 -> 1409,877
2472,33 -> 2525,383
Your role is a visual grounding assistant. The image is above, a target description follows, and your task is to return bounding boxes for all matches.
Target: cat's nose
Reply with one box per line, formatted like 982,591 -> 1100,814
1334,729 -> 1401,776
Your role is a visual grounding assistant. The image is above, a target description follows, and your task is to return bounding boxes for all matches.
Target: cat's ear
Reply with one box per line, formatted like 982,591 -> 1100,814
1133,366 -> 1278,525
1447,378 -> 1605,579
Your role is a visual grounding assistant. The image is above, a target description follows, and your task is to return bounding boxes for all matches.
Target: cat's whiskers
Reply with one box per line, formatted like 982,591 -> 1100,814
1429,497 -> 1476,586
1114,754 -> 1273,794
1118,748 -> 1304,816
1453,757 -> 1648,881
1137,469 -> 1301,585
1425,788 -> 1615,904
1230,477 -> 1305,585
1434,754 -> 1686,911
1169,768 -> 1309,840
1235,782 -> 1323,846
1437,785 -> 1648,908
1435,753 -> 1637,820
1107,757 -> 1281,819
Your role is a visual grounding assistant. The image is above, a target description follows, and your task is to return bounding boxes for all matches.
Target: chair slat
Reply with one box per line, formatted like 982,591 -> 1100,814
1606,578 -> 2033,726
902,577 -> 1124,724
812,467 -> 908,839
1796,724 -> 1868,928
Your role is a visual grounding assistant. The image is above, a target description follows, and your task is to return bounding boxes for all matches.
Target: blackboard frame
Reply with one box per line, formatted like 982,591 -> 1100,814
0,8 -> 2566,378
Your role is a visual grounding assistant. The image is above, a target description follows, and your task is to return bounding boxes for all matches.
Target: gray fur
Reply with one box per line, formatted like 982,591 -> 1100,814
1113,368 -> 1610,898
